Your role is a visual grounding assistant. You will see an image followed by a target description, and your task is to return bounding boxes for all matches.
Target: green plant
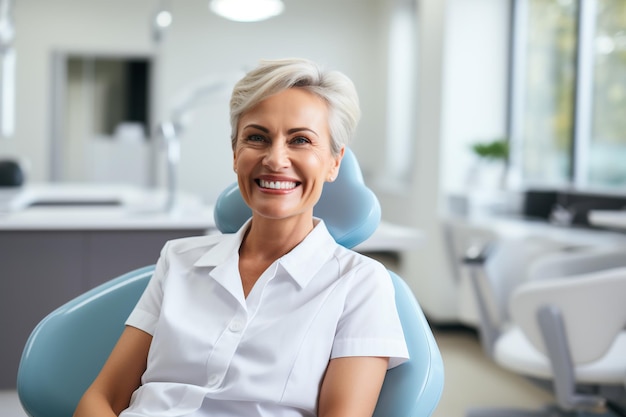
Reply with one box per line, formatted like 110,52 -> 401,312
470,138 -> 509,161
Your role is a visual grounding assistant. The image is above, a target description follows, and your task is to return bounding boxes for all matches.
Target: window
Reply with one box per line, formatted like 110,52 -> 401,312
383,0 -> 417,186
588,0 -> 626,187
509,0 -> 626,191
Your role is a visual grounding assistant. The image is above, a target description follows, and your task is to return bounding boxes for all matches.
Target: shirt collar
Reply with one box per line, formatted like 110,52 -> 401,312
193,219 -> 251,268
277,219 -> 338,288
193,218 -> 338,289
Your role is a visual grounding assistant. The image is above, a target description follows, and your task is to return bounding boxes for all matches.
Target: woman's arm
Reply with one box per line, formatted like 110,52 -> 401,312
318,356 -> 389,417
73,326 -> 152,417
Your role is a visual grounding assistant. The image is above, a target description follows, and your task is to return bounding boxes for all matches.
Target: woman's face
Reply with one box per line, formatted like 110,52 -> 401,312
233,88 -> 343,224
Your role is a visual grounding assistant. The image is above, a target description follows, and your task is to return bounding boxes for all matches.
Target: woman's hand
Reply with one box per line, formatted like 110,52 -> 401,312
318,356 -> 389,417
73,326 -> 152,417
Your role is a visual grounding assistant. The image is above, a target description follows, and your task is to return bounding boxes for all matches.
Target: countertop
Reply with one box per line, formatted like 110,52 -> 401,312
355,221 -> 425,252
0,184 -> 215,231
447,212 -> 626,247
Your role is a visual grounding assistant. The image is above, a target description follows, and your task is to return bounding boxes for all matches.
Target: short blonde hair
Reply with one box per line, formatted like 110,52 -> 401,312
230,58 -> 360,156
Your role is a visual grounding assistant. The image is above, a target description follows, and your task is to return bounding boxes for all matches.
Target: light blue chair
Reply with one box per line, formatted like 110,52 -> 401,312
17,266 -> 155,417
17,148 -> 444,417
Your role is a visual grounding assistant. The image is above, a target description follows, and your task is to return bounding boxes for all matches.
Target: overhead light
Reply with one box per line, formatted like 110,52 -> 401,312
209,0 -> 285,22
152,1 -> 173,43
155,10 -> 173,29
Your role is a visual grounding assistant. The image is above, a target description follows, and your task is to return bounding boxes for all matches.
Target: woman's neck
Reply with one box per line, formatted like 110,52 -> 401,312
239,215 -> 316,262
237,215 -> 316,298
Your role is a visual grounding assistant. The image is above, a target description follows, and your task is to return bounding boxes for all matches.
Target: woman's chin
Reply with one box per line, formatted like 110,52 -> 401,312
251,206 -> 313,223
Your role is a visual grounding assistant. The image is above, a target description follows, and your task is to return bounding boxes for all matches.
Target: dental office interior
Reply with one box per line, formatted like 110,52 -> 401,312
2,0 -> 626,416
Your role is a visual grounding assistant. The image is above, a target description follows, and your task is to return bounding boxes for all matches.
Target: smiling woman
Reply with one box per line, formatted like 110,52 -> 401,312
73,58 -> 409,417
234,88 -> 340,243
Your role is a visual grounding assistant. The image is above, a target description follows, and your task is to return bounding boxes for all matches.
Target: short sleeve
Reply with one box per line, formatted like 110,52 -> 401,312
331,260 -> 409,369
125,242 -> 170,335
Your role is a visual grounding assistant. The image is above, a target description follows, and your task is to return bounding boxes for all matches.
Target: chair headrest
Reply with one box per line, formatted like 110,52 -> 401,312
213,148 -> 381,249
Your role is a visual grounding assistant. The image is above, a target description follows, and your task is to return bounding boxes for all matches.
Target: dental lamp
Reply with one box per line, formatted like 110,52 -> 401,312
156,72 -> 243,213
209,0 -> 285,22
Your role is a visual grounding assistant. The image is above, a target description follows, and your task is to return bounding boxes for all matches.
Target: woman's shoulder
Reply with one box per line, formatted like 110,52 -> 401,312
161,232 -> 233,260
332,245 -> 389,280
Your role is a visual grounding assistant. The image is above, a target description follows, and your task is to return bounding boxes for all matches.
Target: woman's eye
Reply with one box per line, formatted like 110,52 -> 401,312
291,136 -> 311,145
247,134 -> 266,143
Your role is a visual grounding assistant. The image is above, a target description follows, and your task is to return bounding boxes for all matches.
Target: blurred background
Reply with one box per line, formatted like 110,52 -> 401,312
1,0 -> 626,416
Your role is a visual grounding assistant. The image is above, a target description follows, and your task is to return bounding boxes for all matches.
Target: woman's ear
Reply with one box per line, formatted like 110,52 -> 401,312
327,147 -> 345,182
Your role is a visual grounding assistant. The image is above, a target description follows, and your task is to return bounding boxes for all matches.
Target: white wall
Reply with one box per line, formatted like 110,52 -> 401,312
383,0 -> 510,322
3,0 -> 390,204
4,0 -> 156,183
441,0 -> 510,194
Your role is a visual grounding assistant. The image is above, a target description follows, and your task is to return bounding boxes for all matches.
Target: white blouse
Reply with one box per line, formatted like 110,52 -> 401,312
120,220 -> 409,417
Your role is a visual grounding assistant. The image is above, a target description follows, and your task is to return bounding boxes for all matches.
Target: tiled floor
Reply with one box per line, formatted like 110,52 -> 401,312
0,326 -> 554,417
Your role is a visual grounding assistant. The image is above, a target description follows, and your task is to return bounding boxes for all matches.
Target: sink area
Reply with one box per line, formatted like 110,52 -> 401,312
27,199 -> 122,207
0,183 -> 216,231
3,184 -> 142,211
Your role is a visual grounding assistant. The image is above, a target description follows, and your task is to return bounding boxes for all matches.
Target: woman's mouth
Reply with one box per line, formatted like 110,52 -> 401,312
256,179 -> 300,190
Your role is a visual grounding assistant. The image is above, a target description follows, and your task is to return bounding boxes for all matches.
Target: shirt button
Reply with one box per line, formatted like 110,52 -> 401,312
208,374 -> 220,386
229,319 -> 245,333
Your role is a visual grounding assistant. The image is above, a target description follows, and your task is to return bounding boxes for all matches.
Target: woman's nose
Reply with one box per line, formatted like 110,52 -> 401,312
263,142 -> 290,170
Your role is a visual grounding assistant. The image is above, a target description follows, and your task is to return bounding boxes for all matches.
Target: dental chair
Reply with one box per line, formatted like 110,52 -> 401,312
463,235 -> 573,358
17,148 -> 444,417
467,247 -> 626,417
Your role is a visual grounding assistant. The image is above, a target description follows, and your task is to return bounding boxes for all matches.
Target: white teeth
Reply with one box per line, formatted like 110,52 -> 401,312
259,180 -> 297,190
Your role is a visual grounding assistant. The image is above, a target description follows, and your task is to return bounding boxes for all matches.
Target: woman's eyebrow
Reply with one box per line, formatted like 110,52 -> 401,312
243,124 -> 319,138
287,127 -> 319,137
242,124 -> 270,133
